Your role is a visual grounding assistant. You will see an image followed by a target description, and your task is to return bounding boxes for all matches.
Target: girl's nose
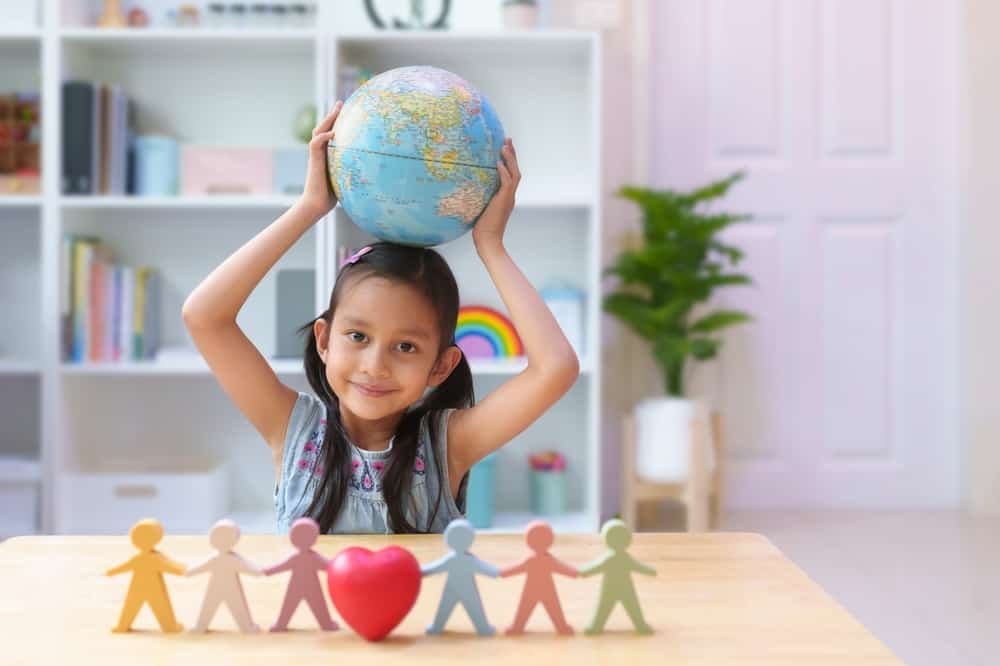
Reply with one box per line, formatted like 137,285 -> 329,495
360,345 -> 390,378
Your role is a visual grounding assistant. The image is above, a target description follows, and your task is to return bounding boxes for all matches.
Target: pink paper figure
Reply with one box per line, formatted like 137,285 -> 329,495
186,519 -> 263,633
500,520 -> 578,635
263,517 -> 339,632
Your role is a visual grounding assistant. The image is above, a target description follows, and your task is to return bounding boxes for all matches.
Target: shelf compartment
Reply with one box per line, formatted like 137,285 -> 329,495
0,196 -> 42,208
60,195 -> 300,210
0,360 -> 40,375
62,356 -> 303,376
61,207 -> 319,363
482,510 -> 596,534
0,210 -> 41,363
0,30 -> 41,44
60,27 -> 316,52
61,33 -> 315,150
227,509 -> 597,535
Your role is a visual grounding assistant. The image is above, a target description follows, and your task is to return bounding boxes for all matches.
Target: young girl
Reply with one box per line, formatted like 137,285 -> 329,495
183,101 -> 579,534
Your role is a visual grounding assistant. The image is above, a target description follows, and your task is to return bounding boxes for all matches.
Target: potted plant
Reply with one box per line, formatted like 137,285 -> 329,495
604,172 -> 752,482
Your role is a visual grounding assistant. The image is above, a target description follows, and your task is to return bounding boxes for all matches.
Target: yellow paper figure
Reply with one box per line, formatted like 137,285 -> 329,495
106,518 -> 186,633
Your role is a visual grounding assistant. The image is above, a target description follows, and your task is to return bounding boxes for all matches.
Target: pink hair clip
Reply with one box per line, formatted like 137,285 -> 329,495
340,245 -> 372,269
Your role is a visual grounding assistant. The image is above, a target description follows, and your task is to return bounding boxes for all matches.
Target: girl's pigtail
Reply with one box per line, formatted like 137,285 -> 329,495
299,313 -> 352,533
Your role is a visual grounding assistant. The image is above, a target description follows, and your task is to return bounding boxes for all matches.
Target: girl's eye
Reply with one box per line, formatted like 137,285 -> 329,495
397,342 -> 417,353
347,331 -> 367,343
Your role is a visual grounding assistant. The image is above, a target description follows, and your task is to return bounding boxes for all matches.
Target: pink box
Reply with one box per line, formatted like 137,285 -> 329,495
180,146 -> 273,196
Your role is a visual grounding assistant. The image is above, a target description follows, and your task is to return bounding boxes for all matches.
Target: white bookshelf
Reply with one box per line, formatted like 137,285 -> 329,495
1,1 -> 602,537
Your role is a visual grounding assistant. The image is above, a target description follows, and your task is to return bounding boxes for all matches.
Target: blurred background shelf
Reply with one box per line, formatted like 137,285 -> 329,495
61,357 -> 304,376
0,360 -> 41,375
226,510 -> 595,536
0,30 -> 41,44
482,511 -> 595,534
0,196 -> 42,208
59,195 -> 300,210
1,3 -> 601,536
60,27 -> 316,43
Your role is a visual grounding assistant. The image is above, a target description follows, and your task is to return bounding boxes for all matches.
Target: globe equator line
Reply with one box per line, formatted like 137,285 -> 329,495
330,145 -> 499,171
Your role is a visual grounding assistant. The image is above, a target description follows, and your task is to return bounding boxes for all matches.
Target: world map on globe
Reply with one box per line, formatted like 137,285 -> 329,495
328,66 -> 506,247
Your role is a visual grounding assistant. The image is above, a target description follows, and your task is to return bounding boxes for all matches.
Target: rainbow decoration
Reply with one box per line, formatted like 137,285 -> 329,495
456,306 -> 524,359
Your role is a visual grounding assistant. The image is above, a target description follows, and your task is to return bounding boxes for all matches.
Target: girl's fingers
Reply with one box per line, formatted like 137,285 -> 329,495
311,129 -> 335,151
313,101 -> 343,136
502,141 -> 520,182
497,160 -> 511,189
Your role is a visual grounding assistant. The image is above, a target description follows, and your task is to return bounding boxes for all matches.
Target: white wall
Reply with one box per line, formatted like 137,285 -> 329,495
962,0 -> 1000,513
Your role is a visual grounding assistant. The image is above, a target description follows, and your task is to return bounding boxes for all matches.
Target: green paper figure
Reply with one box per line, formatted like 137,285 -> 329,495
579,519 -> 656,635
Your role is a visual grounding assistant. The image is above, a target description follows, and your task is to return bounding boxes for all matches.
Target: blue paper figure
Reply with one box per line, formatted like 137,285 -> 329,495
421,518 -> 499,636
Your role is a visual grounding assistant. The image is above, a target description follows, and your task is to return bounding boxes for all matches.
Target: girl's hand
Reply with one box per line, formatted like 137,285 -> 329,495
473,138 -> 520,250
299,100 -> 343,219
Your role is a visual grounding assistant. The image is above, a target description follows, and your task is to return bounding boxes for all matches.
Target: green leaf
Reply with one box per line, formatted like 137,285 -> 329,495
690,310 -> 752,333
675,172 -> 745,208
690,338 -> 721,360
652,335 -> 690,368
603,292 -> 658,339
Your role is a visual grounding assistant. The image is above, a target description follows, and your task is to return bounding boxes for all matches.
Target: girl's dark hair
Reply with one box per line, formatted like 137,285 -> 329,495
298,242 -> 474,533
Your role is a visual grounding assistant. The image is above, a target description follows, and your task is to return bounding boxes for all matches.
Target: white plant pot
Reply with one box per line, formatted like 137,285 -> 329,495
634,397 -> 712,483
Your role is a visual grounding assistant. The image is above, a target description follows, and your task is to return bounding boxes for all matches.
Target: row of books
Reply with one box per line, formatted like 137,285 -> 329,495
61,235 -> 161,364
61,81 -> 134,195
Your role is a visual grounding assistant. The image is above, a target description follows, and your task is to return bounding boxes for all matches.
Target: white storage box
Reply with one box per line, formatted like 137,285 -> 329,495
59,461 -> 229,534
0,458 -> 41,537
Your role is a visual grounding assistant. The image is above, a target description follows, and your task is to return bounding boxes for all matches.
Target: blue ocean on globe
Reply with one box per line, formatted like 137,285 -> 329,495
328,66 -> 506,247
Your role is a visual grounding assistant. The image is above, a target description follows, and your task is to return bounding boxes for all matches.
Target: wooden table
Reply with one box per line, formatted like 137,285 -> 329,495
0,532 -> 900,665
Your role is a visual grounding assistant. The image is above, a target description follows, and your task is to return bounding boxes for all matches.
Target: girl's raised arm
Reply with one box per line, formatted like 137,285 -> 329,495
183,102 -> 343,461
447,139 -> 580,488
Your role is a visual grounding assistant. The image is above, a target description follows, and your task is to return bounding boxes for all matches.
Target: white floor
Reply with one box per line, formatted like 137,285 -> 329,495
718,510 -> 1000,666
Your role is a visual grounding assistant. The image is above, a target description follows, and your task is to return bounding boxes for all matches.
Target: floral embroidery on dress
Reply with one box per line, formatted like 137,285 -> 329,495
299,415 -> 428,494
349,457 -> 382,493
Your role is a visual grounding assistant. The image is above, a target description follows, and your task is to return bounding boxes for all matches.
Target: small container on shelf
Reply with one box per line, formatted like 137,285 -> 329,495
540,283 -> 585,359
288,3 -> 310,28
249,3 -> 270,28
176,3 -> 200,27
228,3 -> 248,28
529,450 -> 567,516
133,135 -> 179,197
269,4 -> 288,28
465,452 -> 497,528
0,93 -> 41,196
181,146 -> 273,195
205,3 -> 228,28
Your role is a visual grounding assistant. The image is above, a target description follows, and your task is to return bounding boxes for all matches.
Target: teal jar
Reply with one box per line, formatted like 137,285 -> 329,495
530,470 -> 567,516
465,453 -> 496,528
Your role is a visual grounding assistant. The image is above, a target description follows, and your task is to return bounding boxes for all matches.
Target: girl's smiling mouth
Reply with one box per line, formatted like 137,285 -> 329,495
352,382 -> 396,397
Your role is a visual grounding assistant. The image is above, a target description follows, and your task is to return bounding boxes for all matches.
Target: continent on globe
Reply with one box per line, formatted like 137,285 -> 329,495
328,66 -> 506,247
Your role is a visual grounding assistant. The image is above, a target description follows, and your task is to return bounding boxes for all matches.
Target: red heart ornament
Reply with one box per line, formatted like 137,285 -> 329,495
326,546 -> 422,641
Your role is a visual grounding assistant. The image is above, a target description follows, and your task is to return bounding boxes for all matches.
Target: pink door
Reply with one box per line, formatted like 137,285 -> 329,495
650,0 -> 960,507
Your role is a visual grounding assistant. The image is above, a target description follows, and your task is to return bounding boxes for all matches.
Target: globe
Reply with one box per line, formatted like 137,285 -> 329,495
327,66 -> 506,247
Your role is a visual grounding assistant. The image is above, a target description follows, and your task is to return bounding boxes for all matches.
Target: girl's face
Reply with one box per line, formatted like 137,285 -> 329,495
315,276 -> 459,425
